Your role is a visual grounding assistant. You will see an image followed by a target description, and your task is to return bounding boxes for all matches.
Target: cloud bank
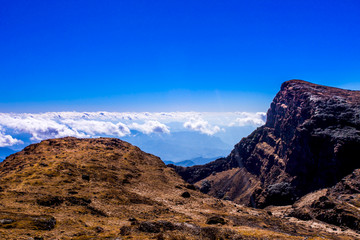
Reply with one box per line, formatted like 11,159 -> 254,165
0,111 -> 266,147
62,119 -> 130,137
229,112 -> 266,127
129,121 -> 170,134
183,118 -> 222,135
0,115 -> 86,141
0,128 -> 23,147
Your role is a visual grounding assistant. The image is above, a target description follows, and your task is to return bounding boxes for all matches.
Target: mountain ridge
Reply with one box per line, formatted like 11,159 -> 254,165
171,79 -> 360,208
164,156 -> 223,167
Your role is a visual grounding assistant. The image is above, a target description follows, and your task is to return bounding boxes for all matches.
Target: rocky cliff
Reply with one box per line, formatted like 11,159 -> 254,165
172,80 -> 360,208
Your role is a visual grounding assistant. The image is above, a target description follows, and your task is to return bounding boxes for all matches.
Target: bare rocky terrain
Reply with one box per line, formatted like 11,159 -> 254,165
0,137 -> 358,239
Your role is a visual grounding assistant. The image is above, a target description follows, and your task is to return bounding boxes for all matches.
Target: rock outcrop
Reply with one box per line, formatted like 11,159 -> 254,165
289,168 -> 360,231
172,80 -> 360,208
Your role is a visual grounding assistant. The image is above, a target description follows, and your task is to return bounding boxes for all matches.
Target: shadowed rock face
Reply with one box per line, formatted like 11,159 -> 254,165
172,80 -> 360,208
289,169 -> 360,231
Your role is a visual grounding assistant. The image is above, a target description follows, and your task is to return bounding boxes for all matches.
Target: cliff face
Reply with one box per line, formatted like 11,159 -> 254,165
172,80 -> 360,208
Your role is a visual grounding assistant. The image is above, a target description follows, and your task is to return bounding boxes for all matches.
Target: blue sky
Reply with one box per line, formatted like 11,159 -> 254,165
1,1 -> 360,163
1,0 -> 360,112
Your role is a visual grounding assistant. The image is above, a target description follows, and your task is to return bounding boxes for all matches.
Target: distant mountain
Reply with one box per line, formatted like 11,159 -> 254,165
163,160 -> 195,166
172,80 -> 360,209
164,156 -> 223,167
122,131 -> 231,162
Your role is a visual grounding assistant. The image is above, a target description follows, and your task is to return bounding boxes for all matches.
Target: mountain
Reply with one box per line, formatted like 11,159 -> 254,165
164,156 -> 222,167
0,137 -> 357,239
163,160 -> 195,167
122,131 -> 231,162
171,80 -> 360,208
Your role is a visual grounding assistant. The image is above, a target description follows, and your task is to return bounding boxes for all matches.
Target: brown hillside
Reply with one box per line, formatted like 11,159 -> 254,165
0,137 -> 357,239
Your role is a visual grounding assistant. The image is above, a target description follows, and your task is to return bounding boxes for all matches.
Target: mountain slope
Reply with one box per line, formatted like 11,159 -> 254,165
0,137 -> 357,239
172,80 -> 360,208
122,131 -> 231,162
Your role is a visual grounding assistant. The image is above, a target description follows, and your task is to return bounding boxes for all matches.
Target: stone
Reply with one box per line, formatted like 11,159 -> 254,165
206,216 -> 226,225
181,191 -> 191,198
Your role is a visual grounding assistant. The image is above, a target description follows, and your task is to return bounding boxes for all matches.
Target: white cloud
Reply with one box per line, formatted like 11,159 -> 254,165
129,121 -> 170,134
25,111 -> 203,124
183,118 -> 222,135
61,119 -> 130,137
0,115 -> 86,141
229,112 -> 266,127
0,130 -> 23,147
0,111 -> 266,143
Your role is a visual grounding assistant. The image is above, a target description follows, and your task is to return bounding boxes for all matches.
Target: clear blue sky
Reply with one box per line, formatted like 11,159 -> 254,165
1,0 -> 359,112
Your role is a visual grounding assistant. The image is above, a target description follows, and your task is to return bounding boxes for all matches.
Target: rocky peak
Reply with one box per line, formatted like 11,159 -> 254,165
172,80 -> 360,208
267,80 -> 360,135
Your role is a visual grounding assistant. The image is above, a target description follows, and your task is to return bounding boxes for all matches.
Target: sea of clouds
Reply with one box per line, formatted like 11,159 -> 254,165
0,111 -> 266,147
